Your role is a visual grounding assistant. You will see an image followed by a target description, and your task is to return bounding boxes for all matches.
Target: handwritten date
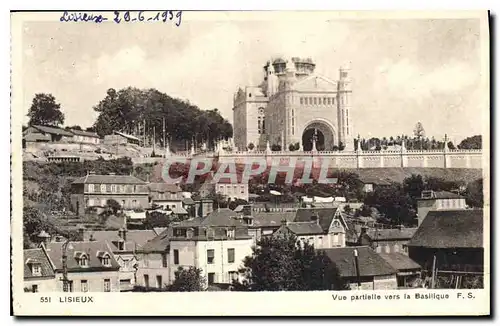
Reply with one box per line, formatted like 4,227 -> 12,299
59,11 -> 183,27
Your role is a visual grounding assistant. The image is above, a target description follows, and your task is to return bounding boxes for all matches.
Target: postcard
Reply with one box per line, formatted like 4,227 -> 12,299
11,10 -> 490,316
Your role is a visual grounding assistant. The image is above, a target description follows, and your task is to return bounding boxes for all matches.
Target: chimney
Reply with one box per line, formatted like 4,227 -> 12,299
78,225 -> 86,241
242,205 -> 252,217
186,228 -> 194,239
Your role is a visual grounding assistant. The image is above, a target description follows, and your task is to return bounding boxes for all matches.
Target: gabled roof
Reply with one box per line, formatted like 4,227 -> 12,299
139,228 -> 171,253
83,230 -> 157,252
23,133 -> 51,142
24,248 -> 55,279
45,241 -> 120,271
182,197 -> 195,205
418,190 -> 464,200
72,174 -> 146,185
32,125 -> 74,137
69,129 -> 100,138
285,222 -> 324,235
252,211 -> 296,228
294,207 -> 339,233
378,252 -> 421,272
148,183 -> 182,193
200,208 -> 245,227
113,131 -> 140,141
322,246 -> 397,278
366,228 -> 418,241
408,209 -> 483,248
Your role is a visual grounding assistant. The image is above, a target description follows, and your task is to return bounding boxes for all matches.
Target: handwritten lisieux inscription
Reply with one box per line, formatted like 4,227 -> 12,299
59,11 -> 183,26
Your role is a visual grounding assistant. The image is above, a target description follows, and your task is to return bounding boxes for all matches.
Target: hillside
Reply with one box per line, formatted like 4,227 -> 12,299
346,168 -> 483,184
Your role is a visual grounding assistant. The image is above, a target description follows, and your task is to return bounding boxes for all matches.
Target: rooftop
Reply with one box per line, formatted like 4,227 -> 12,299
284,221 -> 324,235
365,228 -> 418,241
322,246 -> 397,278
408,209 -> 483,249
24,248 -> 55,279
69,129 -> 100,138
31,125 -> 74,137
83,230 -> 157,252
148,183 -> 182,193
72,174 -> 147,185
294,207 -> 339,233
45,241 -> 121,271
418,190 -> 465,200
378,252 -> 421,272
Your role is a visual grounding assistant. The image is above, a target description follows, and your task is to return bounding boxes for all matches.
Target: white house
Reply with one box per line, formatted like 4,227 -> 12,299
274,207 -> 352,249
168,209 -> 253,286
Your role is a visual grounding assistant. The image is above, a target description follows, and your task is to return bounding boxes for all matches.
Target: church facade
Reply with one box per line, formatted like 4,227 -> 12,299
232,57 -> 354,152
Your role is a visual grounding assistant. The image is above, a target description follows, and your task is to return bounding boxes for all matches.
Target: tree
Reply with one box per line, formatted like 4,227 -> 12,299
247,143 -> 255,151
364,183 -> 416,226
233,234 -> 346,291
458,135 -> 482,150
27,93 -> 65,126
413,122 -> 425,139
403,174 -> 425,199
465,179 -> 483,208
143,211 -> 172,228
168,267 -> 206,291
106,199 -> 121,215
447,141 -> 456,150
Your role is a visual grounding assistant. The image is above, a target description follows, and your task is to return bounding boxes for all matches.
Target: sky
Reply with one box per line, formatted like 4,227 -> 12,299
19,13 -> 487,143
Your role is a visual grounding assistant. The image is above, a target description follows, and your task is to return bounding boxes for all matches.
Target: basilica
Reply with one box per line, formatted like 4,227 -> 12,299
232,57 -> 354,152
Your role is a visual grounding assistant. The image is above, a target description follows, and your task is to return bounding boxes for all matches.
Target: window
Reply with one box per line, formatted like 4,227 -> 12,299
63,281 -> 74,292
111,185 -> 116,192
156,275 -> 163,288
327,98 -> 331,105
332,98 -> 335,105
81,280 -> 88,292
117,241 -> 124,251
88,198 -> 94,206
133,200 -> 138,208
240,185 -> 245,194
102,256 -> 111,266
100,184 -> 106,193
227,248 -> 235,263
88,184 -> 94,192
100,199 -> 106,206
323,98 -> 327,105
173,249 -> 179,265
208,273 -> 215,284
162,254 -> 168,267
313,97 -> 317,105
31,264 -> 41,276
300,97 -> 303,105
144,274 -> 149,288
103,279 -> 111,292
394,244 -> 400,253
207,249 -> 215,264
121,200 -> 125,207
226,229 -> 235,239
32,284 -> 38,293
80,255 -> 88,267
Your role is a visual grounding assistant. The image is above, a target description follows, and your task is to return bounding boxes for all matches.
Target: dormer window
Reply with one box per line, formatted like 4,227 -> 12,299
226,228 -> 235,239
26,259 -> 42,276
117,241 -> 124,251
74,252 -> 89,267
97,251 -> 112,267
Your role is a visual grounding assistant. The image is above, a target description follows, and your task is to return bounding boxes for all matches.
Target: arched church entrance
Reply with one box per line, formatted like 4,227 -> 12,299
301,121 -> 335,151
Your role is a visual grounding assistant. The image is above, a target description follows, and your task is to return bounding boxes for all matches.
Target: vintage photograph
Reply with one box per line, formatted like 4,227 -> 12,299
11,10 -> 490,315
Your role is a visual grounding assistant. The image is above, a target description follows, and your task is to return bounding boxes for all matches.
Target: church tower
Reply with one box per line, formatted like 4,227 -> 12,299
337,65 -> 354,151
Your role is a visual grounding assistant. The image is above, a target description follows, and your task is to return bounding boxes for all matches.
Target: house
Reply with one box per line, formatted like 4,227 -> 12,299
358,176 -> 392,193
103,131 -> 141,146
24,247 -> 56,293
44,240 -> 121,292
416,190 -> 467,225
286,207 -> 351,248
70,172 -> 149,215
82,229 -> 158,291
358,226 -> 418,255
24,125 -> 75,143
135,228 -> 172,290
69,129 -> 100,144
182,197 -> 196,217
323,246 -> 398,290
197,174 -> 249,202
407,209 -> 484,274
245,209 -> 296,244
378,252 -> 421,288
168,208 -> 253,287
148,183 -> 183,210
